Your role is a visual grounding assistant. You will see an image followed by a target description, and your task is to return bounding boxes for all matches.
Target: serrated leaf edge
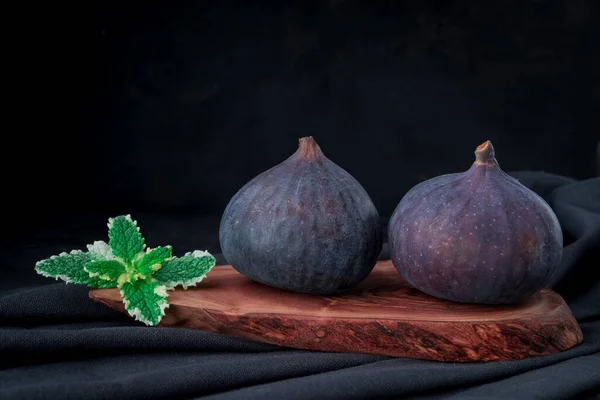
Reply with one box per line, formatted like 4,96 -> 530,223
107,214 -> 143,240
160,273 -> 210,291
87,240 -> 115,260
119,282 -> 170,326
107,215 -> 147,261
159,250 -> 216,290
187,250 -> 212,258
107,214 -> 135,229
34,249 -> 88,284
146,245 -> 173,254
34,218 -> 217,327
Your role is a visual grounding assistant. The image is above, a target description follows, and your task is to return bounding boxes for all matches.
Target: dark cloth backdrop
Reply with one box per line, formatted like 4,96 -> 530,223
2,1 -> 600,399
1,169 -> 599,399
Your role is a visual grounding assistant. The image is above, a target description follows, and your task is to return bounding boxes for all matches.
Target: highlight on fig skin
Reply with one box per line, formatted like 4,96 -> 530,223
387,140 -> 563,305
219,136 -> 383,295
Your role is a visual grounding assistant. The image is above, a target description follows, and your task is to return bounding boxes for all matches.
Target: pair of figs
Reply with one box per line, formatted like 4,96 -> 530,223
219,137 -> 563,304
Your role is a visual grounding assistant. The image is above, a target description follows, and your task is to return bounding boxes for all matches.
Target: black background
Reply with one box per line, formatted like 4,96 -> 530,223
2,1 -> 599,399
5,0 -> 599,239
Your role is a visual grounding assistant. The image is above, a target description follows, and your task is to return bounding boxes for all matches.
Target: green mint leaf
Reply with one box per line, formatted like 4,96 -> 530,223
87,240 -> 115,261
108,215 -> 145,264
153,250 -> 216,289
134,246 -> 172,276
34,250 -> 93,284
88,275 -> 118,289
120,278 -> 169,326
34,213 -> 218,328
84,259 -> 126,283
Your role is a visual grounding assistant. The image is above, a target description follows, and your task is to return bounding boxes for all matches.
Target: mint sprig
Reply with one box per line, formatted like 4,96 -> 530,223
34,214 -> 216,326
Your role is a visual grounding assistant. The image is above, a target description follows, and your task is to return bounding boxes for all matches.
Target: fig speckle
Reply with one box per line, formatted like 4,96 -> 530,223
388,141 -> 563,304
220,136 -> 382,294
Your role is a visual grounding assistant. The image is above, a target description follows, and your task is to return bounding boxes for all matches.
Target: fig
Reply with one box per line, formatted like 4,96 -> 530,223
219,136 -> 383,294
388,141 -> 563,304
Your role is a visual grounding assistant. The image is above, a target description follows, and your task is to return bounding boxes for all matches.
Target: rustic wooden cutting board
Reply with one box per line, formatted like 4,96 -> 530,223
89,260 -> 583,362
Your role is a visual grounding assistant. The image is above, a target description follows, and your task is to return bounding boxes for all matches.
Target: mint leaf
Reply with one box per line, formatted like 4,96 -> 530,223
108,215 -> 145,263
134,246 -> 172,276
35,213 -> 218,328
88,275 -> 118,289
153,250 -> 216,289
120,278 -> 169,326
35,250 -> 93,284
84,259 -> 126,283
87,240 -> 115,261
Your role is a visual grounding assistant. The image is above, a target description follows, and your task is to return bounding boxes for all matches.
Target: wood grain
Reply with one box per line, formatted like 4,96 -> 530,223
89,260 -> 583,362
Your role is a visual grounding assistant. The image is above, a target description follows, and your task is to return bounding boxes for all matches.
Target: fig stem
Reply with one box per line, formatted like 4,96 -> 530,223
297,136 -> 322,160
474,140 -> 497,166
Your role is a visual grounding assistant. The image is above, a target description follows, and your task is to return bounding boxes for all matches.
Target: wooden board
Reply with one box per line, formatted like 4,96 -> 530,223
89,260 -> 583,362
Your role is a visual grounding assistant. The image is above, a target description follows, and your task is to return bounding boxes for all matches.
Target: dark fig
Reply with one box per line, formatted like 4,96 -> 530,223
219,137 -> 383,294
388,141 -> 563,304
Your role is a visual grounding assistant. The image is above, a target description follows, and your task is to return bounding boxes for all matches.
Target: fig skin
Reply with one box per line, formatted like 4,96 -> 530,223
219,137 -> 383,294
388,141 -> 563,304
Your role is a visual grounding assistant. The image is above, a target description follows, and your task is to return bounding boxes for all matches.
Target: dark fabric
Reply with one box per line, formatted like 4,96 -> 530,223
1,171 -> 599,400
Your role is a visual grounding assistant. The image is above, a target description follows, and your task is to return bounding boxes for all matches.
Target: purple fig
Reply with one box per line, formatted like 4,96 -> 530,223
388,141 -> 563,304
219,137 -> 383,294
